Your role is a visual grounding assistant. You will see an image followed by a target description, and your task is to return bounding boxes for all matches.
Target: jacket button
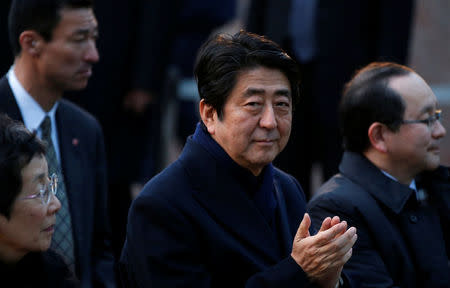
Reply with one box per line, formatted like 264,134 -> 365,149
409,214 -> 418,223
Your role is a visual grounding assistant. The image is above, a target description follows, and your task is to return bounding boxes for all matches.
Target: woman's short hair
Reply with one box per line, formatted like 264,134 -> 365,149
0,114 -> 46,218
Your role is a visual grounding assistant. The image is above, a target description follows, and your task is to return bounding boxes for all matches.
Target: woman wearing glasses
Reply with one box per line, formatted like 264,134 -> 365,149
0,114 -> 76,287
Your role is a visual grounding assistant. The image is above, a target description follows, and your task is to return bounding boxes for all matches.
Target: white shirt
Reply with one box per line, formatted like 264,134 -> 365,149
7,67 -> 61,164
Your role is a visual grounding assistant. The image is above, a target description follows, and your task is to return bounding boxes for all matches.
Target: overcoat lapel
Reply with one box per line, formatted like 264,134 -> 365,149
55,105 -> 83,257
273,174 -> 304,257
339,152 -> 415,285
181,138 -> 280,263
0,77 -> 23,121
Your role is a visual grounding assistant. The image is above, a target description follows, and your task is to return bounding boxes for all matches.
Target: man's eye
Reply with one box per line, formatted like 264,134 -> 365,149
73,38 -> 85,43
276,101 -> 290,107
246,102 -> 260,107
72,35 -> 89,42
427,116 -> 436,124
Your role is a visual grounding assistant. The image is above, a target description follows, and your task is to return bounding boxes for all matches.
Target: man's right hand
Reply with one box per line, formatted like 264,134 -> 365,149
291,213 -> 357,288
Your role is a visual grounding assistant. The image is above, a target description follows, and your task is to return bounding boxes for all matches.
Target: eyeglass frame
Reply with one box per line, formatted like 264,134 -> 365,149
401,109 -> 442,128
20,173 -> 58,205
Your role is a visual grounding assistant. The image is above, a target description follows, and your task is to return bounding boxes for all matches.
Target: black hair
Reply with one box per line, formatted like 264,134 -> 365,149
8,0 -> 94,56
0,114 -> 46,219
194,30 -> 300,119
340,62 -> 414,152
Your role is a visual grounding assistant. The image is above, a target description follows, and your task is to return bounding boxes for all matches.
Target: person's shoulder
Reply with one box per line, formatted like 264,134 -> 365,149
0,75 -> 8,91
128,159 -> 196,227
307,174 -> 369,229
0,76 -> 14,104
309,173 -> 363,209
273,166 -> 299,186
58,98 -> 101,130
272,166 -> 308,201
137,159 -> 191,202
139,140 -> 212,202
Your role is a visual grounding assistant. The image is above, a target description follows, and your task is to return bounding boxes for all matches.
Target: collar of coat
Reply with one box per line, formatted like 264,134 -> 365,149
339,151 -> 449,214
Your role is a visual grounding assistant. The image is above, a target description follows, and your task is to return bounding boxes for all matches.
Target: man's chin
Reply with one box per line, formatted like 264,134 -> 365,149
67,81 -> 89,91
249,155 -> 276,169
425,157 -> 441,171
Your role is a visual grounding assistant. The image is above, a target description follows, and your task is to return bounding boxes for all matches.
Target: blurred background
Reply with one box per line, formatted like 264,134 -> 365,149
409,0 -> 450,166
0,0 -> 449,257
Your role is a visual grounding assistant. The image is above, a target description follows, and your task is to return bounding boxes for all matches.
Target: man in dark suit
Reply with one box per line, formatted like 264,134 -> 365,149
120,31 -> 357,288
0,0 -> 115,287
308,62 -> 449,287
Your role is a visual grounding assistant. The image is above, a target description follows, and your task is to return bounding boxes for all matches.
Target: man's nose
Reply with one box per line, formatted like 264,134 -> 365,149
84,40 -> 99,63
432,120 -> 446,138
259,104 -> 277,129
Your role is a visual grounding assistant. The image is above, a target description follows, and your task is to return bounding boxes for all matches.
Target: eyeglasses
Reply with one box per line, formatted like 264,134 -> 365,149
20,173 -> 58,205
401,109 -> 442,128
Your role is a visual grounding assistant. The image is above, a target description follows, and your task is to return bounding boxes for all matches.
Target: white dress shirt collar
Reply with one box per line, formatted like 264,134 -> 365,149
7,67 -> 61,163
7,67 -> 59,132
379,169 -> 426,203
380,170 -> 417,191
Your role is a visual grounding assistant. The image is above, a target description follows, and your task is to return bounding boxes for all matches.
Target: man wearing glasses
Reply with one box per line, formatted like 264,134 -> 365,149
308,62 -> 449,287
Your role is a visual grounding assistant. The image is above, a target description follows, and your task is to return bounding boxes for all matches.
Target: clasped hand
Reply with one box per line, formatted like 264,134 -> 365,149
291,213 -> 357,288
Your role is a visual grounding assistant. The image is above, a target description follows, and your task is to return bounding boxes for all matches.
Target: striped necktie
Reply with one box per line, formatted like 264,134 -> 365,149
40,116 -> 75,269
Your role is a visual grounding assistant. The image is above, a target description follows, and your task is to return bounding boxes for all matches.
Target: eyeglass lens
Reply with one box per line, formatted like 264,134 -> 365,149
429,110 -> 442,127
45,174 -> 58,204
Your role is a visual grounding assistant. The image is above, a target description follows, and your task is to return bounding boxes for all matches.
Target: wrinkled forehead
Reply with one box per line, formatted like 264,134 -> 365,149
388,73 -> 437,116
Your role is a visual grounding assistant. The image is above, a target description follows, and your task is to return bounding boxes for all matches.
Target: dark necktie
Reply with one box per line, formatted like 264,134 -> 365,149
40,116 -> 75,268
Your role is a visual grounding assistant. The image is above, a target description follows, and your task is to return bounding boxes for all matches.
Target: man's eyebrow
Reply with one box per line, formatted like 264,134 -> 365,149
419,102 -> 437,115
243,88 -> 291,97
244,88 -> 265,97
73,27 -> 98,36
275,89 -> 291,97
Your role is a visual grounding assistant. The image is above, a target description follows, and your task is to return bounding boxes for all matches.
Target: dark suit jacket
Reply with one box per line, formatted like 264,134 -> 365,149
308,152 -> 450,287
0,76 -> 115,288
120,137 -> 319,287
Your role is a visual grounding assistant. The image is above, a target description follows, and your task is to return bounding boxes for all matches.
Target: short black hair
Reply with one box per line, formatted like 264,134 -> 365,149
8,0 -> 94,56
340,62 -> 414,153
0,114 -> 46,219
194,30 -> 300,119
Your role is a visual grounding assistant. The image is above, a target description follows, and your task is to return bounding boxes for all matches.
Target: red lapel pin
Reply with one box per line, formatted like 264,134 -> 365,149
72,138 -> 79,146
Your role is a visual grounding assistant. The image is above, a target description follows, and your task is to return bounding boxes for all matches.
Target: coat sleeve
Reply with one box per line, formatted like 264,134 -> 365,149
119,188 -> 319,288
307,193 -> 399,288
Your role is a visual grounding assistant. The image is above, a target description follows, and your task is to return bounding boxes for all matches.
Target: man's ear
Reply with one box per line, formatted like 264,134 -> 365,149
199,99 -> 217,135
367,122 -> 389,153
19,31 -> 43,57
